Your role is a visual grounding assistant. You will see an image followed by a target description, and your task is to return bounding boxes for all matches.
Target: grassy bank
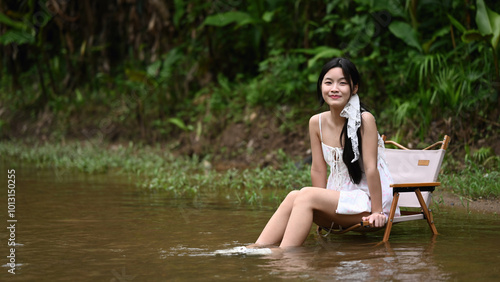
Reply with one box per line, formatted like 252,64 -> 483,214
1,140 -> 499,206
441,154 -> 500,201
0,140 -> 310,206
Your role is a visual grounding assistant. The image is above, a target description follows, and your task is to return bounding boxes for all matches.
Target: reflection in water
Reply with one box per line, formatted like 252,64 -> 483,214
0,165 -> 499,281
261,238 -> 450,281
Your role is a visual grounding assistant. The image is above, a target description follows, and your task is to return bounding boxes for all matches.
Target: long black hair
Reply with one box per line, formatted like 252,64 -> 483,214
316,58 -> 366,184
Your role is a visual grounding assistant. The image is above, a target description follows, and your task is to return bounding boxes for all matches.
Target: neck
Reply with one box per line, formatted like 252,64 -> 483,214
327,108 -> 346,127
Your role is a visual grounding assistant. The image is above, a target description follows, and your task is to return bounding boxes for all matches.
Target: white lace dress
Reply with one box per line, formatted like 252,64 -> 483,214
319,113 -> 400,217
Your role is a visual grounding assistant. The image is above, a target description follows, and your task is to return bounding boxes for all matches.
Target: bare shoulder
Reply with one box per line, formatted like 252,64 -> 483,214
309,111 -> 327,126
309,113 -> 320,125
361,112 -> 378,135
309,114 -> 320,139
361,111 -> 377,126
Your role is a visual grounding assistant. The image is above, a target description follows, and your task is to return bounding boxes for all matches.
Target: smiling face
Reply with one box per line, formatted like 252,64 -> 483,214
321,67 -> 358,109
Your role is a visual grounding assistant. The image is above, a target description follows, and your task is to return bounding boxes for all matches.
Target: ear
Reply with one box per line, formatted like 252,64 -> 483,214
352,84 -> 359,94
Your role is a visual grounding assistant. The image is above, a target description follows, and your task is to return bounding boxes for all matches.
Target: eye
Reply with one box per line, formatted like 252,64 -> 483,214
324,81 -> 332,85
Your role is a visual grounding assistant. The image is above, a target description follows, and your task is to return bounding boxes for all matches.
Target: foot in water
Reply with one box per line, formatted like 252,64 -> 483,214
214,246 -> 274,256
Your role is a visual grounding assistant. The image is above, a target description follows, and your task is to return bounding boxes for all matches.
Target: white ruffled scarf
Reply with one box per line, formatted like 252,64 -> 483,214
339,94 -> 361,163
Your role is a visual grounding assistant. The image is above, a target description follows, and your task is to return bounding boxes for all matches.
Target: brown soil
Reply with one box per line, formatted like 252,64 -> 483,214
179,107 -> 312,169
434,190 -> 500,215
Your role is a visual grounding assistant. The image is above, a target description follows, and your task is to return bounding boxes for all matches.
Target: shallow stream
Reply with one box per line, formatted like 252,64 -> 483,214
0,164 -> 499,281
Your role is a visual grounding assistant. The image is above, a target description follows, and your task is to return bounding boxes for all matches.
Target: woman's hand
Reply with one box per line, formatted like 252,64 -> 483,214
362,213 -> 387,228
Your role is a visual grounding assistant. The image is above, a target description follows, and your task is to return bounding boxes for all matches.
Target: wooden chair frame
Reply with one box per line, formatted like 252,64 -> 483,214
317,135 -> 451,242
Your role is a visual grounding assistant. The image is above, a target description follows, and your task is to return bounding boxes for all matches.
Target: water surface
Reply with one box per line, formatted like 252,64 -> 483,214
0,164 -> 499,281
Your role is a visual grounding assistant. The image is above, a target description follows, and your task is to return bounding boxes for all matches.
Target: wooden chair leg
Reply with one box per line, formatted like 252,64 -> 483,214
383,192 -> 400,242
415,189 -> 438,235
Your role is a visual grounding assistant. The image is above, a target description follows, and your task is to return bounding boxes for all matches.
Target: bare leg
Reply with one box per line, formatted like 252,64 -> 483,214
279,187 -> 368,248
254,190 -> 300,246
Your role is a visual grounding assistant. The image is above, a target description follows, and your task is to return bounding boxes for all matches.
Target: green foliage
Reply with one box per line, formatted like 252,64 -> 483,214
389,21 -> 423,52
460,0 -> 500,78
246,51 -> 311,106
442,160 -> 500,200
293,46 -> 343,68
468,147 -> 500,169
441,145 -> 500,200
166,118 -> 193,131
0,0 -> 498,152
475,0 -> 500,52
0,12 -> 35,45
202,11 -> 254,27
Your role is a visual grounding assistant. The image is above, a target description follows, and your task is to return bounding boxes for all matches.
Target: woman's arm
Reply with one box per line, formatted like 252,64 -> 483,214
309,114 -> 327,188
360,112 -> 386,227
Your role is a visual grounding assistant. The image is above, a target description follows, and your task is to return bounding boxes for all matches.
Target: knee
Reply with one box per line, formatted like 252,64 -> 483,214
288,190 -> 300,196
285,190 -> 300,200
299,187 -> 317,198
293,187 -> 316,208
299,187 -> 316,193
280,190 -> 299,207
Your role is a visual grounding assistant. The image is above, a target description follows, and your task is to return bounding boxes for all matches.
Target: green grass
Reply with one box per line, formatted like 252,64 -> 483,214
441,159 -> 500,200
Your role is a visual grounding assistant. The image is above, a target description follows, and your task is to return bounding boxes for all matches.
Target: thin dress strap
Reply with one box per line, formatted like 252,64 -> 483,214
319,113 -> 323,142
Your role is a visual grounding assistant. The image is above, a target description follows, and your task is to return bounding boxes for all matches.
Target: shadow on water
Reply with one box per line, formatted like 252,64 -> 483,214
0,164 -> 499,281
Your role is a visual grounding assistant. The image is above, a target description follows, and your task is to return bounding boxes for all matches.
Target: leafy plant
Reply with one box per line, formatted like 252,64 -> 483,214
460,0 -> 500,78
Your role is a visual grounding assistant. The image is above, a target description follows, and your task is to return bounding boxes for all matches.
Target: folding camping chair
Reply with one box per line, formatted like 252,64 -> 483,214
317,135 -> 451,242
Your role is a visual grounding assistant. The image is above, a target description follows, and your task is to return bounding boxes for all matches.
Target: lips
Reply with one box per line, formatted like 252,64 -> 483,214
329,95 -> 342,99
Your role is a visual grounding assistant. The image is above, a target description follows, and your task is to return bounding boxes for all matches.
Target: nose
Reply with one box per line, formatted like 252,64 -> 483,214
330,83 -> 339,93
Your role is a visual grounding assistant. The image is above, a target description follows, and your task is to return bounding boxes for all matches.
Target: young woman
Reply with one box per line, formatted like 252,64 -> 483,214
249,58 -> 399,250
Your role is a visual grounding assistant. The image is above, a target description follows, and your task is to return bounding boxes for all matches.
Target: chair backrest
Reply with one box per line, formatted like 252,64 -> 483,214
383,136 -> 450,208
384,149 -> 446,183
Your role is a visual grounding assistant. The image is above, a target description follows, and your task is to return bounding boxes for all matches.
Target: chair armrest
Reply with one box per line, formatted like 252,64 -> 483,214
360,221 -> 387,228
361,221 -> 371,227
390,182 -> 441,188
390,182 -> 440,193
384,140 -> 410,150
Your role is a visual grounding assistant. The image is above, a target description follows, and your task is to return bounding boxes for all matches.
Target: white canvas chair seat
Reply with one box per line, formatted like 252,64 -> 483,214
392,213 -> 425,223
392,191 -> 431,223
